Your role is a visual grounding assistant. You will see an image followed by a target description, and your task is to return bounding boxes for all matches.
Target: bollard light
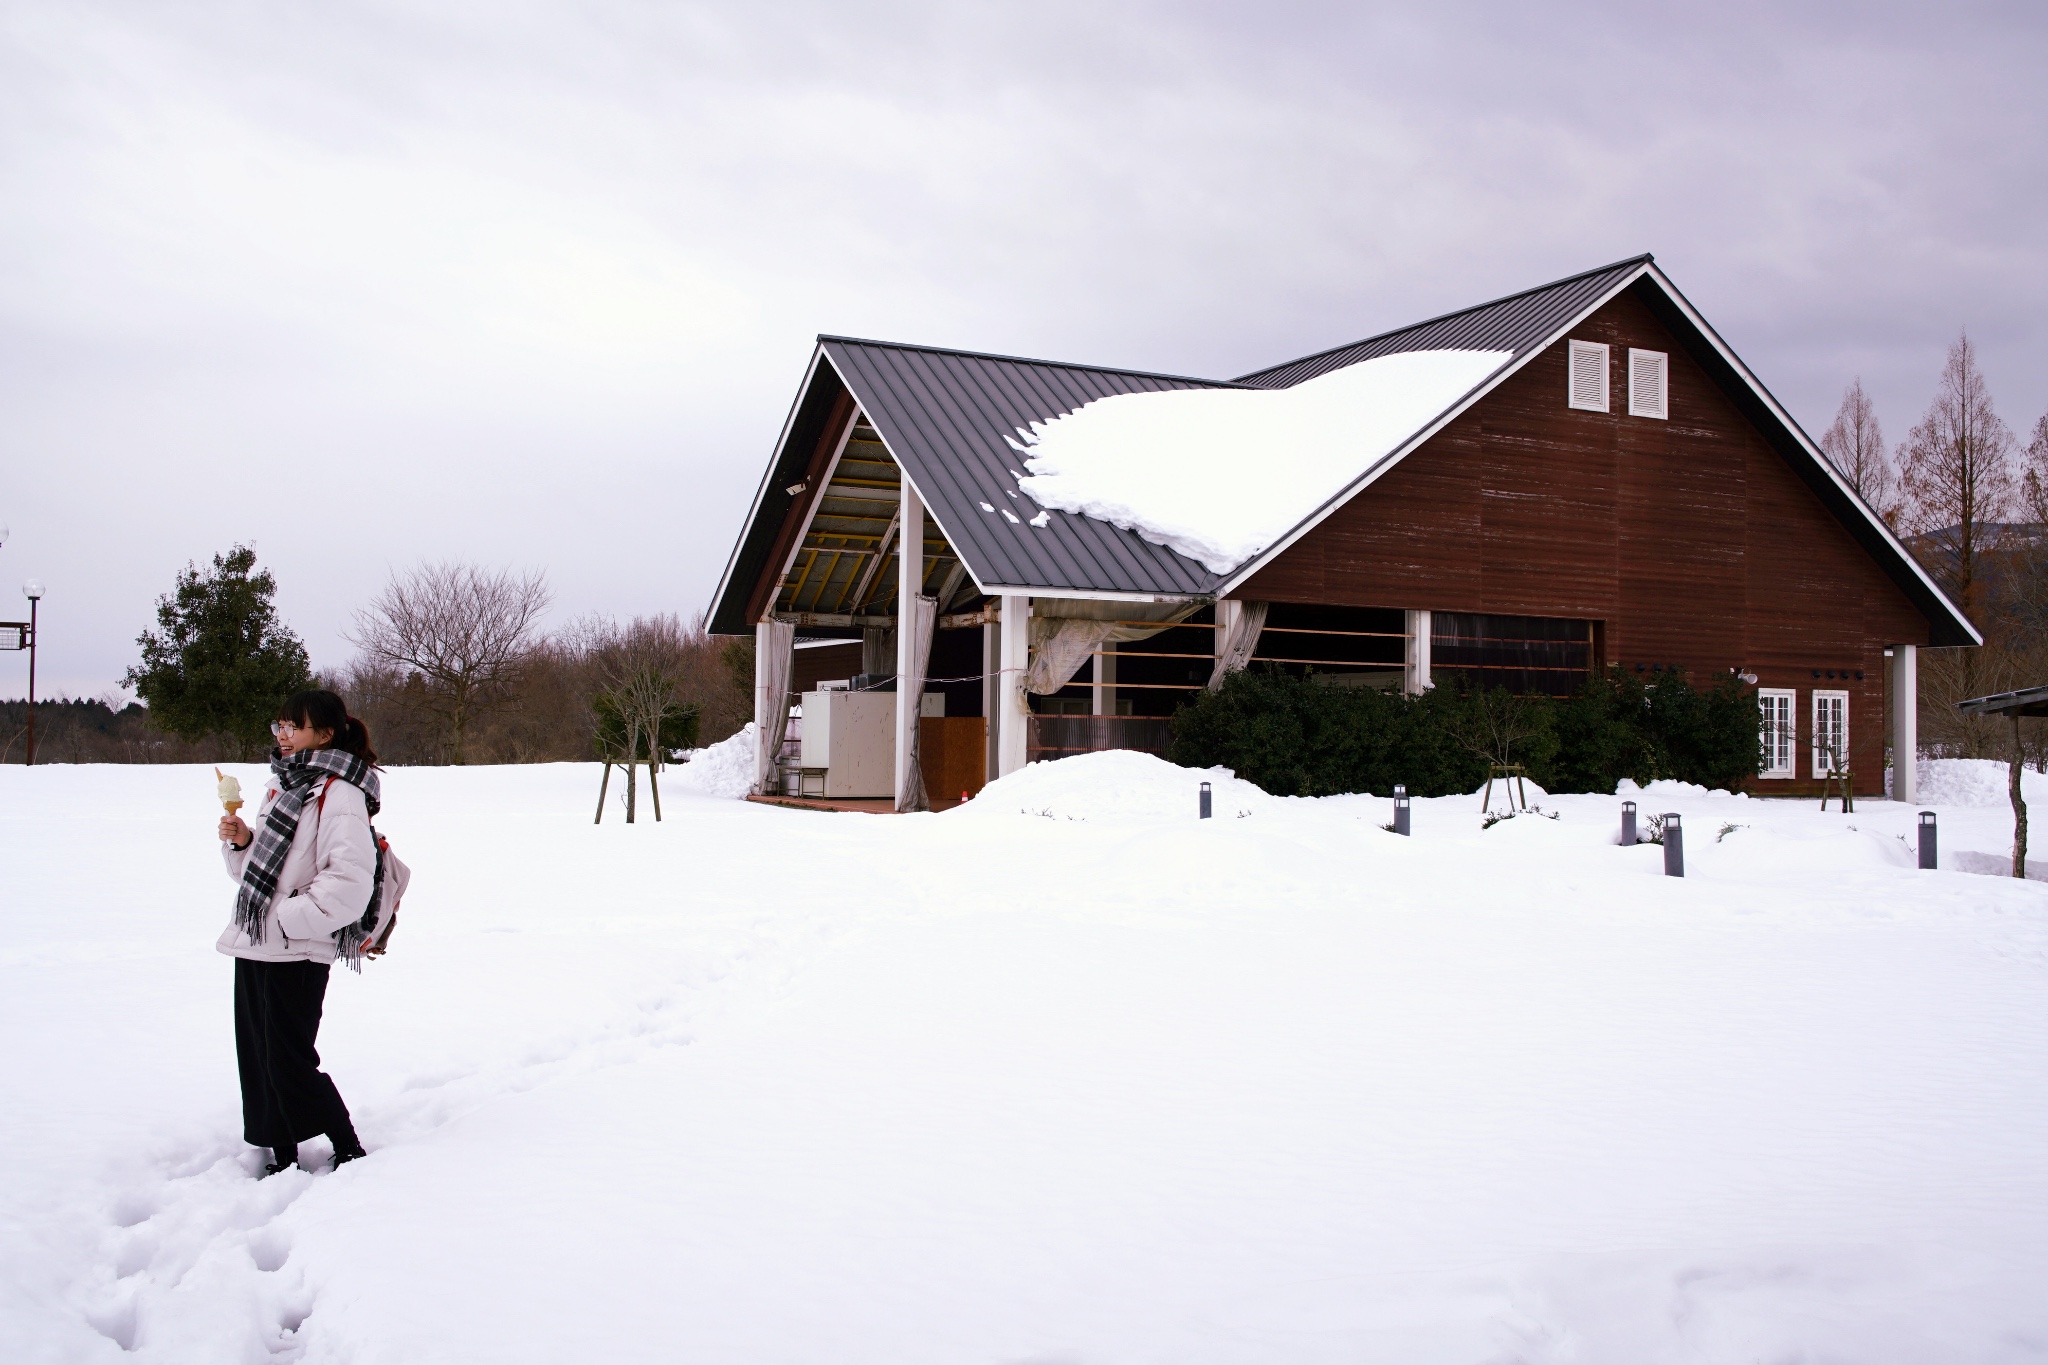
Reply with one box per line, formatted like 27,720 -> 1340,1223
1621,800 -> 1637,846
1918,811 -> 1938,870
1392,784 -> 1411,836
1199,780 -> 1212,819
1663,812 -> 1684,877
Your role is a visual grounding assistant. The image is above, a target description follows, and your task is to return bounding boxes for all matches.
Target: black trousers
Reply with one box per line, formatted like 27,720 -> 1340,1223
233,957 -> 354,1148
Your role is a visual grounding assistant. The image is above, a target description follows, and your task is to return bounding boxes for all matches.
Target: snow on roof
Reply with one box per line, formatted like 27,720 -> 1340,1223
1011,348 -> 1511,574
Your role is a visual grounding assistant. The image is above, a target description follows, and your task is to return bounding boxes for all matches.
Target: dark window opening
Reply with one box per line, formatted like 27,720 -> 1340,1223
1431,613 -> 1592,696
1251,604 -> 1406,687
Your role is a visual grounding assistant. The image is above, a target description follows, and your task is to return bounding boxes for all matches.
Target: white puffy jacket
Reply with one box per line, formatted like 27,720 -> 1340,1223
219,776 -> 377,964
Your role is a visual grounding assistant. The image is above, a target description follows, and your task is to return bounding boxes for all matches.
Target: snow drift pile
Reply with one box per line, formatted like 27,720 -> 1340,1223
670,722 -> 755,799
1917,756 -> 2048,808
957,749 -> 1276,823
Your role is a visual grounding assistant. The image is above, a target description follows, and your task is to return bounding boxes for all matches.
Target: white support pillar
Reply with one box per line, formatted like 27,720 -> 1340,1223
752,618 -> 794,797
1404,609 -> 1433,695
1093,642 -> 1117,716
895,476 -> 923,803
998,593 -> 1030,776
1893,644 -> 1918,803
983,621 -> 1000,782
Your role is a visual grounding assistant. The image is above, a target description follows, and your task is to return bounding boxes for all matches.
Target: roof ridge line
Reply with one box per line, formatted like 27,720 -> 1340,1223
1230,253 -> 1655,384
818,335 -> 1248,389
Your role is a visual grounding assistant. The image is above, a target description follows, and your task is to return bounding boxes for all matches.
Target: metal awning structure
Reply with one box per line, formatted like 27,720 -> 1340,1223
1958,686 -> 2048,718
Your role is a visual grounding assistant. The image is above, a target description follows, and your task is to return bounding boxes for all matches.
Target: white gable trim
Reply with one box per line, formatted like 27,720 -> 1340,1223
976,586 -> 1205,603
711,344 -> 831,625
1216,262 -> 1653,596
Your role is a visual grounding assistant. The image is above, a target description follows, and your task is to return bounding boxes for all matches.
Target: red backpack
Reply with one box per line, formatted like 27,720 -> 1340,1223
317,779 -> 412,957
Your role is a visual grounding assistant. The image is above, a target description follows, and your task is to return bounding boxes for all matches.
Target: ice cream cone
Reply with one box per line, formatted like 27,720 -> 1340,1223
215,768 -> 244,816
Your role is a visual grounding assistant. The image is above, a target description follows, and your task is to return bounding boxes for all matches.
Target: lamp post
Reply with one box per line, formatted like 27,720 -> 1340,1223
22,580 -> 41,767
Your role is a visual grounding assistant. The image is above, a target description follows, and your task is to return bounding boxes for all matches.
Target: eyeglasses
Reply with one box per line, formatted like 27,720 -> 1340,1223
270,721 -> 300,739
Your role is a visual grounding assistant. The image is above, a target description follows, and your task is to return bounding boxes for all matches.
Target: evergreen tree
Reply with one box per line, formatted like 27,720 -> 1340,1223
125,546 -> 313,758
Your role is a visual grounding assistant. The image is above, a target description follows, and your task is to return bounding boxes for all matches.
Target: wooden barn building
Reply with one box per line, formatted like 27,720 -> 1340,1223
709,256 -> 1977,810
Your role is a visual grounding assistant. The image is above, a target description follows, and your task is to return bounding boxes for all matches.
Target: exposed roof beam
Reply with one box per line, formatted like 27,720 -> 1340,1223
846,505 -> 900,611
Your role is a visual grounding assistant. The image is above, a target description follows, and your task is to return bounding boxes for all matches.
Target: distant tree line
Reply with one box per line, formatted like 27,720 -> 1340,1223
0,698 -> 224,765
4,547 -> 753,765
1817,333 -> 2048,770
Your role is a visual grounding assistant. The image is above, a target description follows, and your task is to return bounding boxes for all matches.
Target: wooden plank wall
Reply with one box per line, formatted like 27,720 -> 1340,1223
792,641 -> 864,695
1239,282 -> 1932,795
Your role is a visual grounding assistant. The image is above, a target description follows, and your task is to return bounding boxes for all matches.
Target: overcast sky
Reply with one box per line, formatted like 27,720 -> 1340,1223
4,0 -> 2045,700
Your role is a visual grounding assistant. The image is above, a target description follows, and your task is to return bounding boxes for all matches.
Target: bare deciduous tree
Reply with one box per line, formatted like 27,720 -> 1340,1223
1819,377 -> 1899,523
2022,413 -> 2048,526
347,563 -> 551,764
585,614 -> 699,822
1899,331 -> 2017,628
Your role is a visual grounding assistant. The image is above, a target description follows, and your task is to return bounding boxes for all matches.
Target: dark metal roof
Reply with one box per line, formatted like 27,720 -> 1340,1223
1958,685 -> 2048,718
820,338 -> 1234,597
1234,255 -> 1652,388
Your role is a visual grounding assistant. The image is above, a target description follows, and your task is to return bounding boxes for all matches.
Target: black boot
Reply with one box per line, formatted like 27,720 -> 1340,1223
262,1143 -> 298,1178
328,1123 -> 366,1169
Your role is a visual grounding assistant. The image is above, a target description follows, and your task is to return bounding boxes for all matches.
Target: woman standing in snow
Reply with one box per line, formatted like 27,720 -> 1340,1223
217,689 -> 379,1176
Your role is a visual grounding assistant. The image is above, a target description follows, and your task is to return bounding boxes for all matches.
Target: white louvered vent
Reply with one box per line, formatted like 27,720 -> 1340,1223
1567,340 -> 1609,412
1628,348 -> 1669,419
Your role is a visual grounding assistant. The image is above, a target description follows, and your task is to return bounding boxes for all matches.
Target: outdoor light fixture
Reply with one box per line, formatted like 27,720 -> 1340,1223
1620,800 -> 1637,845
1663,813 -> 1684,877
1199,780 -> 1212,819
1918,811 -> 1938,870
20,578 -> 41,767
1392,784 -> 1411,836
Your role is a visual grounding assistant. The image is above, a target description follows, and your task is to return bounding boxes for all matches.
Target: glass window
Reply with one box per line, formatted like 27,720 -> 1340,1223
1811,690 -> 1849,776
1758,689 -> 1795,777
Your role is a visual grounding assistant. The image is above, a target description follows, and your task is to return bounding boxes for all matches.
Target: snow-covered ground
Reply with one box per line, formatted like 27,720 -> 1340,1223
4,752 -> 2046,1363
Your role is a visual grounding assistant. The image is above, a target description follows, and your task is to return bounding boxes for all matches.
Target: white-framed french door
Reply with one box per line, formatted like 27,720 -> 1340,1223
1758,689 -> 1796,778
1811,690 -> 1848,777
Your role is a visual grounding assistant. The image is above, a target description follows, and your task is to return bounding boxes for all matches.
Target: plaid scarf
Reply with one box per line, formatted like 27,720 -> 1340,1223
235,747 -> 386,966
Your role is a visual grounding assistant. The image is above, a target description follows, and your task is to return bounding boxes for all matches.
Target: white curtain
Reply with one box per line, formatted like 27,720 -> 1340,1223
753,619 -> 795,796
896,594 -> 937,812
1024,601 -> 1204,696
1025,618 -> 1122,695
1207,600 -> 1268,690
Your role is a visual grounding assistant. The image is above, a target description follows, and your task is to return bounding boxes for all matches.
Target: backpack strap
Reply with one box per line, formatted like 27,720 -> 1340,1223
316,776 -> 335,814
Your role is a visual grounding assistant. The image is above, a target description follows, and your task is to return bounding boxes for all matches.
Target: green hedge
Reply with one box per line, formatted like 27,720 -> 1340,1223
1168,666 -> 1760,797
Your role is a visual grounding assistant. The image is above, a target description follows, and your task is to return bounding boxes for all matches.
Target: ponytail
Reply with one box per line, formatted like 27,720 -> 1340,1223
280,689 -> 380,767
336,713 -> 379,766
